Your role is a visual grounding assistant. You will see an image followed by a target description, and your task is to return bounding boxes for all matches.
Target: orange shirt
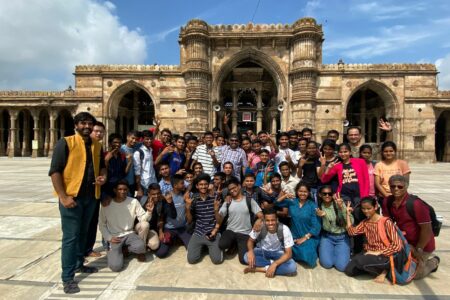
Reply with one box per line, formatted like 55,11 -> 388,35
374,159 -> 411,196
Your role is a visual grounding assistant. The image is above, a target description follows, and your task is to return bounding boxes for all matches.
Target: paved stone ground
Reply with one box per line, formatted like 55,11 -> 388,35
0,157 -> 449,300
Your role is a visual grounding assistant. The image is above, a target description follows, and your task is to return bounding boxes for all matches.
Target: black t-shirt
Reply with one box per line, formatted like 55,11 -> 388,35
49,137 -> 105,198
301,157 -> 321,188
340,163 -> 360,205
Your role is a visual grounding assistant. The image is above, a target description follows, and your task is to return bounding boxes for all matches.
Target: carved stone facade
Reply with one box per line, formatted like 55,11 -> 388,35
1,17 -> 450,162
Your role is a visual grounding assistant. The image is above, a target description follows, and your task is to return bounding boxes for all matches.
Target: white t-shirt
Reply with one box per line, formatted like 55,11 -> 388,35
249,224 -> 294,251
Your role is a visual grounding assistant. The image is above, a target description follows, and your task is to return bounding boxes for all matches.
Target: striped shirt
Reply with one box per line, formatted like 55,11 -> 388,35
192,194 -> 217,237
192,144 -> 221,177
220,145 -> 248,181
347,217 -> 402,256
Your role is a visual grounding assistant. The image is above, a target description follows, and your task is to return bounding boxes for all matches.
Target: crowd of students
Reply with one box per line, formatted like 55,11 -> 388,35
50,112 -> 440,294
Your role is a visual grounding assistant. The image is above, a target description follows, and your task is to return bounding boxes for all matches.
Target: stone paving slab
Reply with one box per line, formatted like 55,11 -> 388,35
0,158 -> 449,299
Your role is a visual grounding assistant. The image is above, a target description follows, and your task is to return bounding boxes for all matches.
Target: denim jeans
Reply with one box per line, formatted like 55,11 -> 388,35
319,232 -> 351,272
59,195 -> 97,282
244,248 -> 297,275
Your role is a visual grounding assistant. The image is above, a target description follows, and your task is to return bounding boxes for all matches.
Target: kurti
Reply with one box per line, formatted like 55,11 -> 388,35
277,198 -> 321,267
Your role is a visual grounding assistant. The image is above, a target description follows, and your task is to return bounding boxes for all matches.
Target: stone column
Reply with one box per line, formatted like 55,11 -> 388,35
133,90 -> 139,130
44,117 -> 50,157
48,111 -> 58,157
256,87 -> 263,132
232,88 -> 238,133
270,110 -> 278,135
360,91 -> 366,140
31,112 -> 40,158
8,111 -> 19,158
0,112 -> 4,156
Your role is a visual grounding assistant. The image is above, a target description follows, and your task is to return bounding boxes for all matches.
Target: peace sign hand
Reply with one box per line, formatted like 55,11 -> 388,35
345,201 -> 353,215
319,152 -> 326,166
334,192 -> 344,209
315,208 -> 326,217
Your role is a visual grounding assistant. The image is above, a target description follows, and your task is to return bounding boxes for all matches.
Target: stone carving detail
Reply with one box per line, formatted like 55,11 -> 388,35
392,80 -> 399,87
346,81 -> 352,88
320,63 -> 436,71
107,81 -> 113,87
75,64 -> 181,72
0,90 -> 101,97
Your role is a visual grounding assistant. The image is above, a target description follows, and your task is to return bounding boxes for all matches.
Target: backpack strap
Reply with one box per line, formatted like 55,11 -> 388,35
405,194 -> 419,221
277,224 -> 284,248
246,194 -> 256,224
256,223 -> 268,243
377,217 -> 397,284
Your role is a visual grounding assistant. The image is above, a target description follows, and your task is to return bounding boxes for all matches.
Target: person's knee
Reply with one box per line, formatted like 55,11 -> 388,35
238,253 -> 247,265
286,259 -> 297,273
335,261 -> 348,272
210,254 -> 224,265
187,252 -> 200,264
130,240 -> 146,254
218,236 -> 230,250
155,245 -> 169,258
148,238 -> 160,251
243,252 -> 249,264
109,262 -> 123,272
319,259 -> 333,269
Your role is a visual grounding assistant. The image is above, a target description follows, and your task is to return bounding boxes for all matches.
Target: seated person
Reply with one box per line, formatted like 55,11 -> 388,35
185,174 -> 224,264
243,208 -> 297,277
99,180 -> 153,272
345,197 -> 403,283
155,175 -> 192,258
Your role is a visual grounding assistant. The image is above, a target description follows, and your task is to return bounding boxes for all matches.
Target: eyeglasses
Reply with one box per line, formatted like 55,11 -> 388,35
229,139 -> 239,142
321,192 -> 333,196
389,185 -> 404,190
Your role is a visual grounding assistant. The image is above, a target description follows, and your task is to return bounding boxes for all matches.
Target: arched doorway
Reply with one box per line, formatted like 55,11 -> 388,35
115,88 -> 155,138
56,109 -> 74,139
0,109 -> 9,156
218,61 -> 279,134
435,110 -> 450,162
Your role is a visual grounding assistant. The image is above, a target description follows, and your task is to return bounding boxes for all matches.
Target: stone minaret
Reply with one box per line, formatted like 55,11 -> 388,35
179,19 -> 211,133
289,18 -> 323,130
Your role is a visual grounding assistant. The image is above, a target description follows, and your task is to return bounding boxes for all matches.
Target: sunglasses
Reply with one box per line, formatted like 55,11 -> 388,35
321,192 -> 333,196
389,185 -> 404,190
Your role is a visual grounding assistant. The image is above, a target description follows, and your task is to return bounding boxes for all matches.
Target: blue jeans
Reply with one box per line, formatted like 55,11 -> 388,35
59,195 -> 97,282
244,248 -> 297,275
319,232 -> 350,272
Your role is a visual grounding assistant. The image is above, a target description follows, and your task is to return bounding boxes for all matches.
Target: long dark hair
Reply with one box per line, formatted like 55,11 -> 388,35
318,185 -> 345,228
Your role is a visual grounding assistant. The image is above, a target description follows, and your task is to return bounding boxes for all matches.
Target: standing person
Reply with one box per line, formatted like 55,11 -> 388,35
374,141 -> 411,199
219,133 -> 248,181
359,144 -> 377,198
49,112 -> 107,294
257,130 -> 272,151
99,181 -> 153,272
382,175 -> 439,279
279,162 -> 299,195
216,177 -> 263,264
326,130 -> 340,143
345,197 -> 403,283
155,136 -> 186,176
301,128 -> 313,142
241,137 -> 252,158
185,174 -> 224,264
317,139 -> 339,192
158,162 -> 173,196
120,130 -> 139,196
347,119 -> 393,158
184,136 -> 198,170
243,208 -> 297,277
191,131 -> 221,177
321,143 -> 369,253
155,174 -> 192,258
288,129 -> 299,151
274,132 -> 297,176
84,121 -> 107,258
275,183 -> 321,267
316,186 -> 352,272
134,130 -> 157,203
297,141 -> 321,201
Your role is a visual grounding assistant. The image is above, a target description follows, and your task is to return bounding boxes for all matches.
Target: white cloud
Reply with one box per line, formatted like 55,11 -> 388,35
352,1 -> 427,21
436,54 -> 450,90
0,0 -> 147,90
148,26 -> 180,44
325,25 -> 434,59
303,0 -> 322,17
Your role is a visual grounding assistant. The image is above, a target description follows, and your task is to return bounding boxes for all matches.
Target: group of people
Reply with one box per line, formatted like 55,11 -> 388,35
50,112 -> 440,294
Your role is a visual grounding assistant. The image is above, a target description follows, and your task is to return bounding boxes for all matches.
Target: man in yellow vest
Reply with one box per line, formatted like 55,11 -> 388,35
49,112 -> 107,294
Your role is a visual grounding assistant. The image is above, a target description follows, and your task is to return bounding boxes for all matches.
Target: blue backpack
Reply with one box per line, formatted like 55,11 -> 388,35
378,217 -> 417,285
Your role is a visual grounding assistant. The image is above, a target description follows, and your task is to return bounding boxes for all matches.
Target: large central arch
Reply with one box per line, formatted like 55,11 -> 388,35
211,49 -> 287,132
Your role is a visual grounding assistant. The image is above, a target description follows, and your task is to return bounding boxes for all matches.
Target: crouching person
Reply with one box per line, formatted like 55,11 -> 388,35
243,208 -> 297,277
99,180 -> 153,272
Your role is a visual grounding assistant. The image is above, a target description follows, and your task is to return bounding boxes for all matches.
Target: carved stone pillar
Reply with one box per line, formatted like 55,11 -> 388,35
270,110 -> 278,135
289,18 -> 323,130
256,87 -> 263,133
360,90 -> 366,140
8,111 -> 19,158
232,88 -> 238,133
31,112 -> 40,158
133,90 -> 139,130
0,112 -> 4,156
48,111 -> 58,157
180,19 -> 211,134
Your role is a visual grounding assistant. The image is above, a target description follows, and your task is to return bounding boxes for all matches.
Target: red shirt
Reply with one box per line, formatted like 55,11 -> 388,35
151,139 -> 165,161
382,193 -> 435,252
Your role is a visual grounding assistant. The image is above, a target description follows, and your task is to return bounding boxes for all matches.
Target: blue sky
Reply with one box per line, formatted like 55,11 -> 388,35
1,0 -> 449,90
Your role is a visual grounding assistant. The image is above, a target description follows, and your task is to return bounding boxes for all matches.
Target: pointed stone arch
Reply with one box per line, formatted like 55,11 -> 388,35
107,80 -> 156,120
211,48 -> 287,103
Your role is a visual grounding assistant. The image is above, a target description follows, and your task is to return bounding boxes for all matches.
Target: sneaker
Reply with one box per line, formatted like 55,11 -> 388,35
63,280 -> 80,294
75,266 -> 98,273
137,254 -> 146,262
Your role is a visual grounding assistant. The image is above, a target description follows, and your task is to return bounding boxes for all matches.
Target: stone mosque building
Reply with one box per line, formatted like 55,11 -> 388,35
1,17 -> 450,162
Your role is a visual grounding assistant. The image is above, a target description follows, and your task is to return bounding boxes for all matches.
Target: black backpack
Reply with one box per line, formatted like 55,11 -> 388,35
256,223 -> 285,248
387,194 -> 442,237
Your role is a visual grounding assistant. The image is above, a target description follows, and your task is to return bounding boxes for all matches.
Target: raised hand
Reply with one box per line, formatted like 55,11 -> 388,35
319,152 -> 326,165
316,207 -> 326,217
223,113 -> 230,124
334,192 -> 344,209
184,192 -> 193,207
299,156 -> 307,167
145,200 -> 155,212
345,200 -> 353,215
379,119 -> 392,132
